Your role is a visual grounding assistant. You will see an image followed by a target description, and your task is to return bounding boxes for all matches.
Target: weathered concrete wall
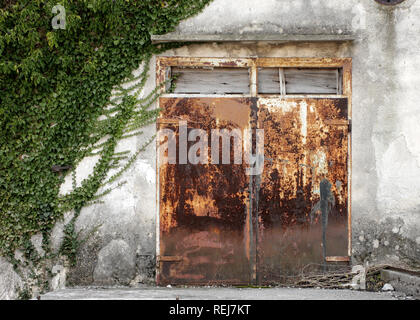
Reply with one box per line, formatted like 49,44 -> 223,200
60,71 -> 159,286
66,0 -> 420,285
3,0 -> 419,297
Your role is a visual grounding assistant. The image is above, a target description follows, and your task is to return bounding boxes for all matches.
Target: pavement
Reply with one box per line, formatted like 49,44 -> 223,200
39,286 -> 410,300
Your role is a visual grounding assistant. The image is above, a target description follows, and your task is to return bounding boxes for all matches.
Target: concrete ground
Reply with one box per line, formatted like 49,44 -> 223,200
39,286 -> 410,300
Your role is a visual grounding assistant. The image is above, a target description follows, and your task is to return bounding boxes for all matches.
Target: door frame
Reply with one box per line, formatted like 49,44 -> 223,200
155,56 -> 352,281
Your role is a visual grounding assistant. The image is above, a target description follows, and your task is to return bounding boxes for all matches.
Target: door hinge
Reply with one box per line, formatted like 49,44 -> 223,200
325,256 -> 350,262
157,255 -> 183,270
324,119 -> 351,133
157,255 -> 183,263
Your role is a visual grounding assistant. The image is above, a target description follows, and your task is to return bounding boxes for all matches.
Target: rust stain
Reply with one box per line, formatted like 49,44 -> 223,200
212,98 -> 250,129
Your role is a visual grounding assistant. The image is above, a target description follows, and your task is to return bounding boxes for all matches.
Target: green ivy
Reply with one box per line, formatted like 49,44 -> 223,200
0,0 -> 211,262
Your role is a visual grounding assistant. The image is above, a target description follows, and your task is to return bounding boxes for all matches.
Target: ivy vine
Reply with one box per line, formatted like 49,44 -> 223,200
0,0 -> 211,266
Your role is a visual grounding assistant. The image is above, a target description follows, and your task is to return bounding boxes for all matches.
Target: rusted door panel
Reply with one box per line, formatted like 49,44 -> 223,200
157,96 -> 349,285
257,98 -> 349,284
157,97 -> 252,285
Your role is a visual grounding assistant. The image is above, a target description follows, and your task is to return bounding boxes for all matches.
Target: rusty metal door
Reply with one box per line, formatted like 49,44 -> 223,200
157,97 -> 253,285
257,98 -> 349,284
157,97 -> 349,285
156,57 -> 351,286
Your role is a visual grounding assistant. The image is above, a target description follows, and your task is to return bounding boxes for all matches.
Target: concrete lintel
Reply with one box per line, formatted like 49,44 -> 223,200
151,33 -> 355,44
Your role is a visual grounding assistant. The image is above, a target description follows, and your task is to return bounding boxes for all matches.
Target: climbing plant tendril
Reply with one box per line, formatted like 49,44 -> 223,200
0,0 -> 211,268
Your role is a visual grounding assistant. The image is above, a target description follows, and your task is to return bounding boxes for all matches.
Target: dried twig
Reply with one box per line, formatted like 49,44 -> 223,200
290,264 -> 392,289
